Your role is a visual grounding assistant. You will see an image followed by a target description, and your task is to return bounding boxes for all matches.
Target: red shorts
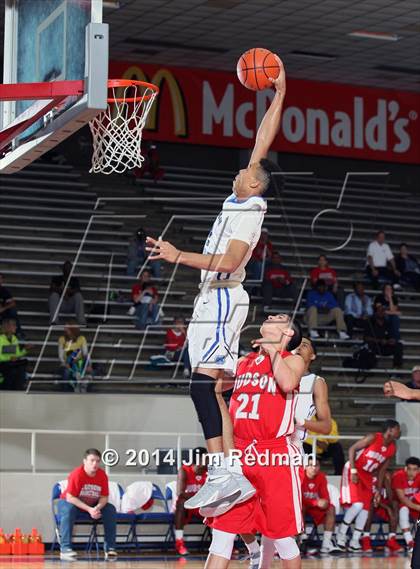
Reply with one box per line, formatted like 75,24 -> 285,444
207,438 -> 303,539
305,506 -> 328,526
340,462 -> 373,510
375,506 -> 390,522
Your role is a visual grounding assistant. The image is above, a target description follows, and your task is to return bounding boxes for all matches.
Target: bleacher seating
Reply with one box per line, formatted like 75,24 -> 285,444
1,160 -> 419,450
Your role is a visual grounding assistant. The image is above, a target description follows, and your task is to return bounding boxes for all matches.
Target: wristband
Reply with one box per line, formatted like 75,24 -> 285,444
350,468 -> 357,474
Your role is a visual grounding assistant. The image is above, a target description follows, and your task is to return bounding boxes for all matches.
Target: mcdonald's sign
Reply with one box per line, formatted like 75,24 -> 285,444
110,60 -> 420,164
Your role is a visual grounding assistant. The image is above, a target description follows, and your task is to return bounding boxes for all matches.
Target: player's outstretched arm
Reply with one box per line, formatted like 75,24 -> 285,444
384,380 -> 420,401
302,378 -> 332,435
249,62 -> 286,165
146,237 -> 249,273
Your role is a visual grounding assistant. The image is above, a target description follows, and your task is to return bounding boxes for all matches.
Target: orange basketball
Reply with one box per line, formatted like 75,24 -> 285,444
236,48 -> 282,91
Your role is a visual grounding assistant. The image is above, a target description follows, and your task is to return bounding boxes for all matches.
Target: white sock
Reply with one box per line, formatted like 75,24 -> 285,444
388,532 -> 396,539
352,529 -> 362,542
322,530 -> 333,545
362,532 -> 370,538
207,452 -> 226,477
403,531 -> 412,544
225,451 -> 243,475
175,529 -> 183,540
245,539 -> 260,555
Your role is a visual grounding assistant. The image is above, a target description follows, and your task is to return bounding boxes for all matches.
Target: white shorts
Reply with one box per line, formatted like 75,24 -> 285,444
187,285 -> 249,375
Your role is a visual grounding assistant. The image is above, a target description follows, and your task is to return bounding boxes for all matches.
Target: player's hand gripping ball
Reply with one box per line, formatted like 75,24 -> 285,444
237,47 -> 283,91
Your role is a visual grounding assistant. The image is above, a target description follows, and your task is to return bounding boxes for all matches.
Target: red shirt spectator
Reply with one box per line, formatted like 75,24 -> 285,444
265,265 -> 293,289
251,229 -> 273,262
302,469 -> 330,508
165,319 -> 187,351
310,255 -> 337,288
131,269 -> 158,303
392,462 -> 420,512
60,464 -> 109,506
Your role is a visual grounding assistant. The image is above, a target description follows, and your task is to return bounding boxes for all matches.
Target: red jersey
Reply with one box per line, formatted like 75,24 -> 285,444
355,432 -> 396,476
392,469 -> 420,504
302,471 -> 329,507
229,351 -> 297,442
165,328 -> 186,351
251,238 -> 273,262
182,464 -> 207,494
60,465 -> 109,506
310,267 -> 337,286
264,267 -> 293,289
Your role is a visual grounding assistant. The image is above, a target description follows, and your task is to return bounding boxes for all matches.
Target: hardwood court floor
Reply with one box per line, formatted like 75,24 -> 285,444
0,554 -> 413,568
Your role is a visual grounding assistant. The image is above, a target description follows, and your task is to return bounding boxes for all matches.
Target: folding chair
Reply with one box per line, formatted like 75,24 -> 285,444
114,483 -> 138,550
135,483 -> 175,550
51,482 -> 99,553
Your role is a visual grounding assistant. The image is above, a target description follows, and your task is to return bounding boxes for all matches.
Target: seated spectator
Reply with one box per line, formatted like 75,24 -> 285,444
262,252 -> 297,310
344,282 -> 373,337
304,417 -> 345,475
0,273 -> 24,339
58,320 -> 93,393
58,448 -> 117,560
305,279 -> 349,340
391,457 -> 420,551
406,365 -> 420,391
374,283 -> 401,340
366,230 -> 400,288
0,319 -> 32,390
300,460 -> 341,554
126,227 -> 160,278
174,447 -> 207,555
164,317 -> 191,378
363,304 -> 403,369
246,227 -> 273,281
395,243 -> 420,291
49,261 -> 86,325
133,142 -> 165,182
130,270 -> 160,330
310,254 -> 344,307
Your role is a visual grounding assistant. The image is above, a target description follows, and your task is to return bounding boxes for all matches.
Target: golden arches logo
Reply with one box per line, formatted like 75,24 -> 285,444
121,66 -> 188,136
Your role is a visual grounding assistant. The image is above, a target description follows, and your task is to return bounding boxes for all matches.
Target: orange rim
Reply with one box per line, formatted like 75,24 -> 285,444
107,79 -> 159,103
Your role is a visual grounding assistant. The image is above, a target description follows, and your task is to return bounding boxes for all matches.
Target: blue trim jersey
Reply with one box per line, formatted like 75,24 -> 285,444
201,194 -> 267,284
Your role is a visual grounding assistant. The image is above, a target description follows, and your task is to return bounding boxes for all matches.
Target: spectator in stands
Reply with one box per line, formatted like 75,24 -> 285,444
246,227 -> 273,282
304,417 -> 345,475
363,303 -> 403,369
126,228 -> 160,278
391,456 -> 420,551
164,317 -> 191,378
0,272 -> 24,338
310,254 -> 344,307
300,459 -> 341,554
406,365 -> 420,391
133,142 -> 165,182
0,319 -> 32,390
130,270 -> 160,330
58,320 -> 93,393
305,279 -> 349,340
366,230 -> 400,288
174,447 -> 207,555
262,252 -> 297,310
49,261 -> 86,325
344,282 -> 373,338
58,448 -> 117,560
395,243 -> 420,291
374,283 -> 401,340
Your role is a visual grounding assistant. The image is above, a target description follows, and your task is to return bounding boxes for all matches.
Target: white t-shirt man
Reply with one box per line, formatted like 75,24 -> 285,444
366,240 -> 393,268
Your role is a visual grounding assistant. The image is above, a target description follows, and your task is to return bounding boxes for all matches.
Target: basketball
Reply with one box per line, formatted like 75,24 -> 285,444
236,48 -> 282,91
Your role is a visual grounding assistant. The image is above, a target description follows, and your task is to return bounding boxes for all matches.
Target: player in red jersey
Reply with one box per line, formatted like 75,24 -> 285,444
337,420 -> 401,551
359,471 -> 400,552
392,456 -> 420,551
202,313 -> 305,569
300,459 -> 341,555
174,447 -> 207,555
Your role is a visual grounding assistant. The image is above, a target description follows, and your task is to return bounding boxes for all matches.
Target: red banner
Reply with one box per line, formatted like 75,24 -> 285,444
110,60 -> 420,164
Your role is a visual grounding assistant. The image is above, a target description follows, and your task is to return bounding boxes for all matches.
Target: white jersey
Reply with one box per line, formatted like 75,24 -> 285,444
292,373 -> 323,446
201,193 -> 267,284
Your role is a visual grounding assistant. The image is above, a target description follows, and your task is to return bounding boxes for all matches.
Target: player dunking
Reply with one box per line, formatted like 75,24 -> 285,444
146,64 -> 287,511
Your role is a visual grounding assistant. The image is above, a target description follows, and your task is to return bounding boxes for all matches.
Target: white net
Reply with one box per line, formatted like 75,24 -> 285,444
89,82 -> 158,175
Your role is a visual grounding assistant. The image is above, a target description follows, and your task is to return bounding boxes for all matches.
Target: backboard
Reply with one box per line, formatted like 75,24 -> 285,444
0,0 -> 108,173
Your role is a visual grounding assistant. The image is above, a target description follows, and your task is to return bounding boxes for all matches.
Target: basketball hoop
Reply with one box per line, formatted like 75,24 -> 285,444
89,79 -> 159,175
